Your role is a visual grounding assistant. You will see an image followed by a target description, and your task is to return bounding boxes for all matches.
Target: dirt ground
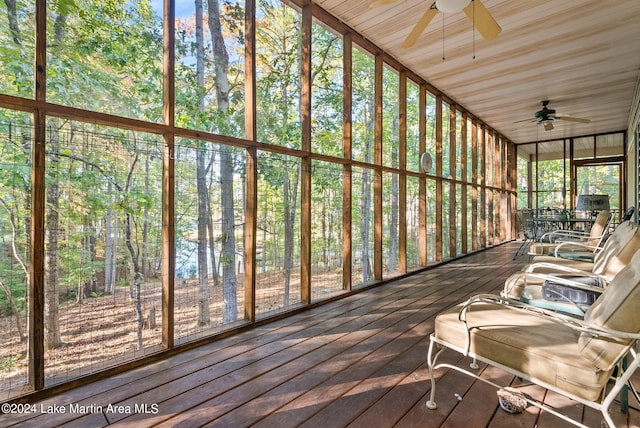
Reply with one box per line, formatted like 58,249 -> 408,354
0,269 -> 345,399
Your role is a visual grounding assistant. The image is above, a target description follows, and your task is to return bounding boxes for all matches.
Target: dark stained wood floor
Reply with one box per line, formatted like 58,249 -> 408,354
3,242 -> 639,428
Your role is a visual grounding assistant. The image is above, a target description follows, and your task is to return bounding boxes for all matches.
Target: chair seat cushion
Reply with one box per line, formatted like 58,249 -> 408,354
579,253 -> 640,371
526,256 -> 595,273
528,242 -> 558,256
521,286 -> 589,317
554,252 -> 596,262
434,302 -> 610,401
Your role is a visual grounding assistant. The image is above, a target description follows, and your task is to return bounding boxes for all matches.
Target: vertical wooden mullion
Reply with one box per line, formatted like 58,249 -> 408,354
244,0 -> 257,321
471,119 -> 478,251
460,112 -> 468,253
487,131 -> 494,245
418,86 -> 427,266
535,143 -> 539,210
480,125 -> 486,247
569,138 -> 575,210
449,105 -> 456,257
161,0 -> 176,348
494,135 -> 500,242
300,0 -> 312,304
500,138 -> 506,241
492,134 -> 498,243
373,54 -> 383,280
342,34 -> 352,291
510,142 -> 517,240
502,137 -> 508,241
398,71 -> 407,273
435,94 -> 443,262
29,0 -> 47,391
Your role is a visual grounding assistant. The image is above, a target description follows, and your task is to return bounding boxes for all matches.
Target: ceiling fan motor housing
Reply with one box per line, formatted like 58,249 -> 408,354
535,104 -> 555,122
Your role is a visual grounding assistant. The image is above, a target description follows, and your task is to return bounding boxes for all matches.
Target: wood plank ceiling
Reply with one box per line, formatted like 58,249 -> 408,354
314,0 -> 640,146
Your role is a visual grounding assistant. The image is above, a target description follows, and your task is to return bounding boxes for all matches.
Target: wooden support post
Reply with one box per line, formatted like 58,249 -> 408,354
480,126 -> 487,247
418,86 -> 427,266
244,0 -> 257,321
300,0 -> 312,304
461,111 -> 468,253
449,105 -> 456,258
435,94 -> 443,262
398,70 -> 407,273
343,34 -> 353,290
29,0 -> 47,392
471,119 -> 478,251
374,54 -> 383,280
161,0 -> 176,349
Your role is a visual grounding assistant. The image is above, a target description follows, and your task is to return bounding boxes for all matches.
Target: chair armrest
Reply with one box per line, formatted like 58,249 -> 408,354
525,261 -> 592,274
548,230 -> 591,241
459,294 -> 640,340
553,241 -> 601,256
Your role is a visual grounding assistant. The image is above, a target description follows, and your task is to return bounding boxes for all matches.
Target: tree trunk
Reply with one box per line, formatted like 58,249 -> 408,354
388,151 -> 398,273
361,168 -> 371,282
45,122 -> 62,350
208,0 -> 237,321
3,0 -> 21,44
322,192 -> 327,267
220,146 -> 237,322
0,198 -> 28,341
283,165 -> 292,306
40,8 -> 69,352
196,148 -> 210,326
141,154 -> 150,278
125,209 -> 143,349
360,97 -> 374,283
0,278 -> 25,341
104,208 -> 117,294
206,157 -> 220,286
195,0 -> 210,326
123,150 -> 143,349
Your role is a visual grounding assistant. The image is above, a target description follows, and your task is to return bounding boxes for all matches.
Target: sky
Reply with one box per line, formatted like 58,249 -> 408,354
151,0 -> 193,19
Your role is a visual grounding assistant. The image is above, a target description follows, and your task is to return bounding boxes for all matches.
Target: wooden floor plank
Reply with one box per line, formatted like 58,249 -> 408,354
109,270 -> 447,426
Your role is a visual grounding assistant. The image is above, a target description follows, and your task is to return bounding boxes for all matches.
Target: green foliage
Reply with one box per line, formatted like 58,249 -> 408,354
45,0 -> 163,121
0,354 -> 22,372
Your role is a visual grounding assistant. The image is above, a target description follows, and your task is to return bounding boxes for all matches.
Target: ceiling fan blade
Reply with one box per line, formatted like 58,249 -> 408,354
516,119 -> 536,128
463,0 -> 501,40
369,0 -> 401,8
544,121 -> 554,131
556,116 -> 591,123
402,3 -> 438,48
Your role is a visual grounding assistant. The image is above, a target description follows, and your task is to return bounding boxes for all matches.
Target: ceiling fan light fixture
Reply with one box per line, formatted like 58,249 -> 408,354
544,121 -> 554,131
435,0 -> 471,13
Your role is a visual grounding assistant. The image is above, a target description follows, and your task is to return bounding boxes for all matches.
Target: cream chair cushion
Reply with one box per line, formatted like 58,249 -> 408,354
528,210 -> 610,256
434,302 -> 610,401
504,221 -> 640,298
578,251 -> 640,371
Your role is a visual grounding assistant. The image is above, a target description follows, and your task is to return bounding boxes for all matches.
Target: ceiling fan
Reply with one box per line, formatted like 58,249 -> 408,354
521,100 -> 591,131
369,0 -> 501,48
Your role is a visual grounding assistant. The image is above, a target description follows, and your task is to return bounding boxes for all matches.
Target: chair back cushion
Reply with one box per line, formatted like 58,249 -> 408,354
586,210 -> 610,247
579,250 -> 640,371
592,221 -> 640,277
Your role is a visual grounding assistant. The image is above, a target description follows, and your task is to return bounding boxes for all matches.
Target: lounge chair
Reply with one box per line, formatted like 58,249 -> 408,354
503,221 -> 640,305
527,209 -> 611,258
425,250 -> 640,427
513,209 -> 537,259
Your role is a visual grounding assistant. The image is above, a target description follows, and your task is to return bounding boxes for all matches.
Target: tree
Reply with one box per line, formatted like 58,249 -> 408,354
352,49 -> 375,283
256,0 -> 303,304
208,0 -> 238,322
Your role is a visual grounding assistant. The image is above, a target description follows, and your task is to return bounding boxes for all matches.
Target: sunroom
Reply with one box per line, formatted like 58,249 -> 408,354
1,0 -> 640,426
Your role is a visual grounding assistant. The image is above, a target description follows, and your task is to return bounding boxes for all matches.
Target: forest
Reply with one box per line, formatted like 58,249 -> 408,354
0,0 -> 511,399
